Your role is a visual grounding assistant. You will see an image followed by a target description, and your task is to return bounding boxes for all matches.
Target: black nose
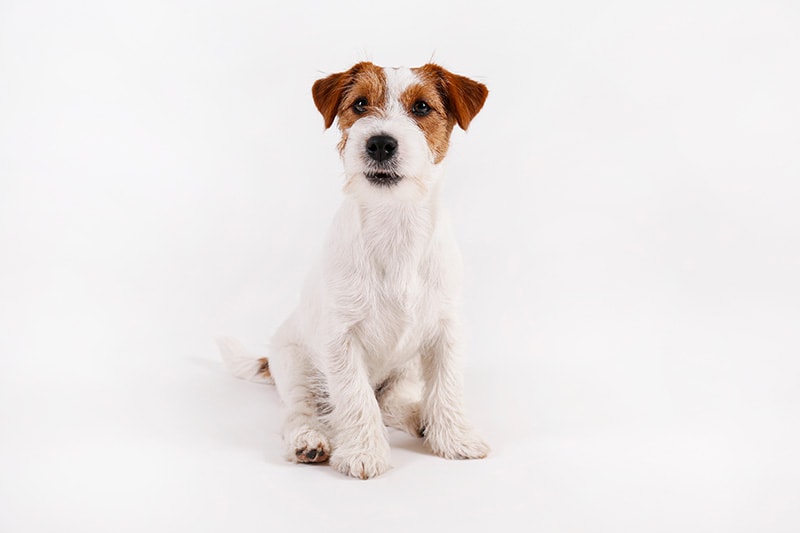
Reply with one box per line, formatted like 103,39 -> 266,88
366,135 -> 397,162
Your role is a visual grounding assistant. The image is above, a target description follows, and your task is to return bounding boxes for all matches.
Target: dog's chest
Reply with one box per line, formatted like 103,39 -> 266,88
328,200 -> 447,377
355,242 -> 439,375
360,259 -> 434,352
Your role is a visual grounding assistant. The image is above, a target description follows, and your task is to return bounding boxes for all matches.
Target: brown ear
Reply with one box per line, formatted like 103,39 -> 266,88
423,64 -> 488,130
312,71 -> 349,129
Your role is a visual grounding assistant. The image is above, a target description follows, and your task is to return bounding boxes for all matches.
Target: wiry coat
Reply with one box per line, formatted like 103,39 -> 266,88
220,62 -> 489,479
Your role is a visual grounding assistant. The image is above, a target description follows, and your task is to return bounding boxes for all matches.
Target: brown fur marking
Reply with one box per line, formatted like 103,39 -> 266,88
312,62 -> 386,134
414,63 -> 488,131
402,70 -> 455,164
257,357 -> 271,378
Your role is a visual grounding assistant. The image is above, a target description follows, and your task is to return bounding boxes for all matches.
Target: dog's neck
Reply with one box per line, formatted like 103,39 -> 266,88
353,177 -> 444,271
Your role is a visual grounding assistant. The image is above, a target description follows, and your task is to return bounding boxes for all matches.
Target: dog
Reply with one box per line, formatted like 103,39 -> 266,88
219,62 -> 489,479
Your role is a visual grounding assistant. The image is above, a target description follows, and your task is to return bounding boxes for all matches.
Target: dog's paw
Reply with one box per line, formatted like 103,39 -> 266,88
426,430 -> 490,460
286,427 -> 331,464
330,442 -> 391,480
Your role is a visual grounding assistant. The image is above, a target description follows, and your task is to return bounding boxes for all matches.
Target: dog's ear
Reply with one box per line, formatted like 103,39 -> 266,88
312,71 -> 349,129
422,64 -> 488,130
312,63 -> 372,129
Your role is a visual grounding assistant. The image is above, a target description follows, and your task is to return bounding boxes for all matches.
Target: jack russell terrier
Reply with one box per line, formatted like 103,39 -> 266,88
220,62 -> 489,479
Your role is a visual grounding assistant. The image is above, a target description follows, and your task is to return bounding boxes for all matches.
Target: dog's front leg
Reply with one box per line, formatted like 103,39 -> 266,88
421,319 -> 490,460
325,333 -> 391,479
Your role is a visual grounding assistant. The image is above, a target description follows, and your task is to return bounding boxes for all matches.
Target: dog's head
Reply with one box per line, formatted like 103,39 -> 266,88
312,62 -> 488,200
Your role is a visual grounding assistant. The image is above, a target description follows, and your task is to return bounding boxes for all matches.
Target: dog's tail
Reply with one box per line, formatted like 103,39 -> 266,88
216,337 -> 273,384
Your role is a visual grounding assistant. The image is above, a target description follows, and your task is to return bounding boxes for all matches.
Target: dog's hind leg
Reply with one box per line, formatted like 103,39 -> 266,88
269,340 -> 332,464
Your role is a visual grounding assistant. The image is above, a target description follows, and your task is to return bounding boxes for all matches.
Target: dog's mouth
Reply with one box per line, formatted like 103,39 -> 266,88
364,172 -> 402,187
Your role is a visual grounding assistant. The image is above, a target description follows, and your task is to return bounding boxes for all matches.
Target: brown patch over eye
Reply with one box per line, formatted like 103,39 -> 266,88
336,65 -> 386,132
312,62 -> 386,133
401,79 -> 454,164
414,63 -> 488,130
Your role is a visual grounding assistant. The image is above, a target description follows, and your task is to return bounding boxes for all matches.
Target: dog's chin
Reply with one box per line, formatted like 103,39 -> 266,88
364,172 -> 402,187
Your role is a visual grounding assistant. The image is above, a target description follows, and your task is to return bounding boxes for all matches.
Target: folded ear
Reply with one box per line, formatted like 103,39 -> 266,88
312,71 -> 348,129
311,62 -> 374,129
422,63 -> 488,130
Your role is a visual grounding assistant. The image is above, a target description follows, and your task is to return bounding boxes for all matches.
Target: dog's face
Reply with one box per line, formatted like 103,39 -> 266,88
312,62 -> 488,200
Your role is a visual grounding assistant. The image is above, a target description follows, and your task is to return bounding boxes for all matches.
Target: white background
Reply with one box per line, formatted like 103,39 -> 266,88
1,0 -> 799,531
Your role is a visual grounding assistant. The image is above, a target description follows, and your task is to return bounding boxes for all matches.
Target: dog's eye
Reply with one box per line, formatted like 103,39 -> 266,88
412,100 -> 431,117
352,98 -> 368,114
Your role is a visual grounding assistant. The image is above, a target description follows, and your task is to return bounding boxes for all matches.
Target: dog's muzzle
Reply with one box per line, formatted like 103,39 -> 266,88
364,134 -> 401,186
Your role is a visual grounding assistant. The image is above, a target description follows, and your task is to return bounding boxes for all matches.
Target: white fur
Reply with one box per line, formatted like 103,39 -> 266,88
222,66 -> 488,479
